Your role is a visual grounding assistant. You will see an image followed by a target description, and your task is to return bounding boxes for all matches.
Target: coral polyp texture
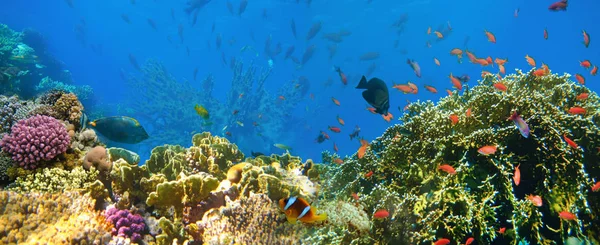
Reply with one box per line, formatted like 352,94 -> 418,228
104,206 -> 146,242
318,69 -> 600,244
0,114 -> 70,169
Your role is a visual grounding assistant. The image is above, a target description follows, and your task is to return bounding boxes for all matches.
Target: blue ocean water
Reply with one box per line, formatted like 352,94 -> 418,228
1,0 -> 597,163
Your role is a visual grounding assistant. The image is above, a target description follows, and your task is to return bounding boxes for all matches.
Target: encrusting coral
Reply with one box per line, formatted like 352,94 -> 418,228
0,191 -> 112,244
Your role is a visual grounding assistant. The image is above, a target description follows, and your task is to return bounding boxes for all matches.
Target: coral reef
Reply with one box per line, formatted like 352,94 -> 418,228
0,191 -> 112,244
0,114 -> 70,169
35,76 -> 93,100
317,69 -> 600,244
198,193 -> 305,245
104,206 -> 146,242
52,92 -> 83,126
7,166 -> 98,193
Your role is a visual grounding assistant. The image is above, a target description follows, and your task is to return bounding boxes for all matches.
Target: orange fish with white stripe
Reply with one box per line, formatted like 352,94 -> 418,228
279,196 -> 327,224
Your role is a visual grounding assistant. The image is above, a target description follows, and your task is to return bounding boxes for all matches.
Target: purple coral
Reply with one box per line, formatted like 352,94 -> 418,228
104,207 -> 146,242
0,115 -> 70,169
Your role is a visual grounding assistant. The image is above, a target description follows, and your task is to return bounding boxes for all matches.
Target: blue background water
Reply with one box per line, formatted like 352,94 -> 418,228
1,0 -> 597,163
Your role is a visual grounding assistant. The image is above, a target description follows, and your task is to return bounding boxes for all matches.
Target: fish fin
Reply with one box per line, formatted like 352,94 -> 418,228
356,76 -> 368,89
312,209 -> 327,222
286,216 -> 297,224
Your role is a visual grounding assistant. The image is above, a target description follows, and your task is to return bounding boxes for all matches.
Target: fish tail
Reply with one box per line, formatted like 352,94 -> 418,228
356,76 -> 368,89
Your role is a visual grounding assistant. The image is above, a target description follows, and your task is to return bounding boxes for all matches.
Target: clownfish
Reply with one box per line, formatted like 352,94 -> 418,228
279,197 -> 327,224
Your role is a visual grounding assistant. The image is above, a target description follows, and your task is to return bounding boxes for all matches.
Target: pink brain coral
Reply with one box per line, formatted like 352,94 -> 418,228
0,115 -> 70,169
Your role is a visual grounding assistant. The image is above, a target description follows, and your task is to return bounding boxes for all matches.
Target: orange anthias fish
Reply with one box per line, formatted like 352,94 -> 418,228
333,142 -> 338,152
334,66 -> 348,85
424,85 -> 438,93
358,139 -> 369,159
364,170 -> 373,178
328,126 -> 341,133
373,209 -> 389,219
333,158 -> 343,164
592,181 -> 600,192
434,238 -> 451,245
331,97 -> 341,106
576,93 -> 589,101
449,114 -> 459,125
478,145 -> 497,155
336,115 -> 345,126
438,164 -> 456,175
434,31 -> 444,39
499,227 -> 506,235
484,29 -> 496,43
449,73 -> 462,90
563,134 -> 579,149
544,28 -> 549,40
580,60 -> 592,69
493,82 -> 507,92
513,164 -> 521,186
279,196 -> 327,224
525,55 -> 536,67
450,48 -> 463,57
527,194 -> 543,207
466,108 -> 472,117
495,58 -> 508,66
582,30 -> 590,48
499,64 -> 506,75
427,26 -> 431,35
591,66 -> 598,76
434,58 -> 441,66
559,211 -> 576,220
575,74 -> 585,84
465,237 -> 475,245
568,106 -> 586,114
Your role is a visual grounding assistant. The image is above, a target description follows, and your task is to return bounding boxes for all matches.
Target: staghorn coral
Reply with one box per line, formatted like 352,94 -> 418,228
0,114 -> 70,169
317,69 -> 600,244
7,166 -> 99,193
0,191 -> 112,244
198,193 -> 306,245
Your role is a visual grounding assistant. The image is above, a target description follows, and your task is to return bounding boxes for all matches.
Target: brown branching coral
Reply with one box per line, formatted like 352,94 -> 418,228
0,191 -> 112,244
198,193 -> 305,245
52,92 -> 83,127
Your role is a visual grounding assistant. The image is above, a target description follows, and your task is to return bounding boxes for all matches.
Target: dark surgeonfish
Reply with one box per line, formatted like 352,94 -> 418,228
87,116 -> 149,144
356,76 -> 389,115
251,151 -> 265,157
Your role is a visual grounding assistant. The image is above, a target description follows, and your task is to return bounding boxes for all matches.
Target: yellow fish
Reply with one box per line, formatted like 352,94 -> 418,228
194,104 -> 209,119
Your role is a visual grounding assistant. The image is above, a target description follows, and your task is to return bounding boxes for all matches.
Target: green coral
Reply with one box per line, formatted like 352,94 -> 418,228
35,76 -> 93,100
318,69 -> 600,244
146,144 -> 187,181
146,172 -> 218,218
186,132 -> 244,179
7,167 -> 99,193
0,23 -> 23,57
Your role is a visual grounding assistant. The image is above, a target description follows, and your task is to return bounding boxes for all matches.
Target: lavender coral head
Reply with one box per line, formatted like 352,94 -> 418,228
104,207 -> 146,242
0,115 -> 70,169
